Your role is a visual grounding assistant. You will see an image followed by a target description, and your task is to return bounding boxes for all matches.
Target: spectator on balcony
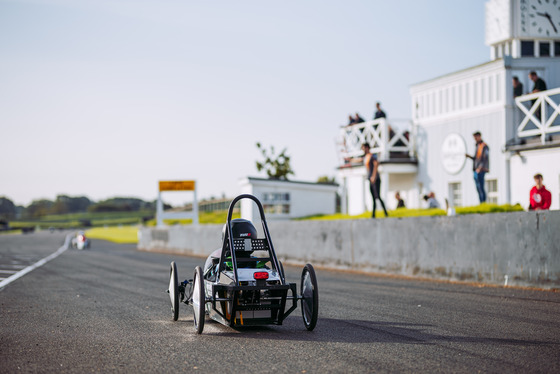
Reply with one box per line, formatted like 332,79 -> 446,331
529,71 -> 547,93
362,143 -> 389,219
395,191 -> 406,208
512,76 -> 523,98
529,173 -> 552,211
529,71 -> 547,120
466,131 -> 489,203
354,112 -> 365,124
373,102 -> 386,120
347,115 -> 357,126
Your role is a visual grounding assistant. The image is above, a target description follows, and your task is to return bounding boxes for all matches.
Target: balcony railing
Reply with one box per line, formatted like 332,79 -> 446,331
515,87 -> 560,144
336,118 -> 416,165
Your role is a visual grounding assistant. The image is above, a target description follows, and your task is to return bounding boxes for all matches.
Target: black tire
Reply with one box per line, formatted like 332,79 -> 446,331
169,262 -> 179,321
300,264 -> 318,331
192,266 -> 205,334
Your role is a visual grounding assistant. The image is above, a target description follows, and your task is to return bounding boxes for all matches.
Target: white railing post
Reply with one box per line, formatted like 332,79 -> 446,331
381,118 -> 389,161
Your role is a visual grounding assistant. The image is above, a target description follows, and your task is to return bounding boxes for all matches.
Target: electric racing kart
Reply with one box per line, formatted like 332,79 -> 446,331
71,231 -> 91,250
167,194 -> 318,334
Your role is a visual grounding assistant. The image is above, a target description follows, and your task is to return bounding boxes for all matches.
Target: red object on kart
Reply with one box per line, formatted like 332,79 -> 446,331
253,271 -> 269,280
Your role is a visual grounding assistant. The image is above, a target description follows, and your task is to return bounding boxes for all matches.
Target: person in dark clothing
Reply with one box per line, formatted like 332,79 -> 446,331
466,131 -> 489,203
362,143 -> 388,218
347,114 -> 357,126
529,71 -> 547,120
373,102 -> 386,119
529,71 -> 547,93
354,113 -> 365,123
512,76 -> 523,98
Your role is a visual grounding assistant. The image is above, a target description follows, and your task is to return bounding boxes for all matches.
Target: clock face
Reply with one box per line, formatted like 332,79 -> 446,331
486,0 -> 511,45
520,0 -> 560,37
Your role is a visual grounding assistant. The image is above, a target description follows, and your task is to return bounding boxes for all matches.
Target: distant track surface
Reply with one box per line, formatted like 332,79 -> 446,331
1,232 -> 559,373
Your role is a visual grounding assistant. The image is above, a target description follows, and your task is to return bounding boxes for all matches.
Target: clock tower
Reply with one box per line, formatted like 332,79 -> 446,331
486,0 -> 560,59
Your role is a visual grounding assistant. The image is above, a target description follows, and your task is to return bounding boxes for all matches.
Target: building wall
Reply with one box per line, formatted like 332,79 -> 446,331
239,177 -> 338,221
387,173 -> 419,210
411,57 -> 560,209
416,109 -> 507,207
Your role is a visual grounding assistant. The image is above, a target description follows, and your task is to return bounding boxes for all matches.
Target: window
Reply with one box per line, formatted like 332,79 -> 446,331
485,179 -> 498,204
555,42 -> 560,57
449,182 -> 462,207
262,193 -> 290,215
540,41 -> 550,57
521,41 -> 534,57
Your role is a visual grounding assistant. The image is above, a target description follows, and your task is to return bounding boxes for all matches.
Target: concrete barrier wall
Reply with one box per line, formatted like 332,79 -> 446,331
138,210 -> 560,288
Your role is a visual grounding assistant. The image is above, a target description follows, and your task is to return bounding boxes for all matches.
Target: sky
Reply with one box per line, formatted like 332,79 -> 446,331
0,0 -> 489,207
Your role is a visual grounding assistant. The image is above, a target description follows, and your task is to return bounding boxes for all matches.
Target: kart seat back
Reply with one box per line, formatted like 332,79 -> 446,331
232,238 -> 269,252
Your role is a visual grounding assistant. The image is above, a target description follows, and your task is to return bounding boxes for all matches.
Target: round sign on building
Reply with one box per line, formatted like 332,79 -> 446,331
441,133 -> 466,175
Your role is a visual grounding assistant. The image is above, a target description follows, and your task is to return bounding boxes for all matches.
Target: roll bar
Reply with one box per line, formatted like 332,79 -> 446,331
218,194 -> 285,285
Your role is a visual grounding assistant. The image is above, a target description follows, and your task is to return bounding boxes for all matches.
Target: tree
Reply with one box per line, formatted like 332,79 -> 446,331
0,197 -> 16,220
317,175 -> 336,184
255,142 -> 295,180
88,197 -> 155,212
24,199 -> 54,219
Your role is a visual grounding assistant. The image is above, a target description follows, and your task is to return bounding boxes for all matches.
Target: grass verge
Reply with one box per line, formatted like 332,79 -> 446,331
86,226 -> 139,244
298,203 -> 524,221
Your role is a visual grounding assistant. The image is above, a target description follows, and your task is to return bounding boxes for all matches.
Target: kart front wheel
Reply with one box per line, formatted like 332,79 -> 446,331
300,264 -> 318,331
169,262 -> 179,321
192,266 -> 205,334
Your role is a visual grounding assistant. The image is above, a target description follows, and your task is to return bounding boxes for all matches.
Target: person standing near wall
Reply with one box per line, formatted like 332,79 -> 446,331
529,173 -> 552,210
466,131 -> 489,203
362,143 -> 389,218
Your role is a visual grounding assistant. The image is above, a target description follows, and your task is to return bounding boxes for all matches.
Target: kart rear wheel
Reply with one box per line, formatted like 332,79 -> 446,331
300,264 -> 318,331
192,266 -> 205,334
169,262 -> 179,321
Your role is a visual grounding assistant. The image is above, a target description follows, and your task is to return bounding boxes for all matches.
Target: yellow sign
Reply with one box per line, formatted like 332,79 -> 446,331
159,180 -> 196,191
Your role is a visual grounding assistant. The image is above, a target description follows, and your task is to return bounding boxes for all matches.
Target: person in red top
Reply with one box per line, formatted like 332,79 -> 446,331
529,173 -> 552,210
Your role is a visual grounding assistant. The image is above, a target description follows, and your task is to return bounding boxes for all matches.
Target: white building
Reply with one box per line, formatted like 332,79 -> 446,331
239,177 -> 338,221
338,0 -> 560,213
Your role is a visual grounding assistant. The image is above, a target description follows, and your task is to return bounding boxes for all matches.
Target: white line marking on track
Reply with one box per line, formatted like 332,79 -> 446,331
0,235 -> 72,289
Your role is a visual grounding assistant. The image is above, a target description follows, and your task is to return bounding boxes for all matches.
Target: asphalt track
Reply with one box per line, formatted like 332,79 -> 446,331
1,231 -> 559,373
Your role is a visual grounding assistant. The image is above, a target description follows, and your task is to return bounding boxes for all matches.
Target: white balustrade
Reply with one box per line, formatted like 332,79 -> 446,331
515,87 -> 560,144
336,118 -> 415,164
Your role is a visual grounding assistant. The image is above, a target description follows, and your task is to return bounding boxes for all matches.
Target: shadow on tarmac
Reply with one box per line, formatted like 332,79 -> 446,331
199,317 -> 558,346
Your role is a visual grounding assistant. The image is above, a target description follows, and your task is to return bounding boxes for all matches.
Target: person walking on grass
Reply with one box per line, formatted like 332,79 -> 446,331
362,143 -> 388,219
